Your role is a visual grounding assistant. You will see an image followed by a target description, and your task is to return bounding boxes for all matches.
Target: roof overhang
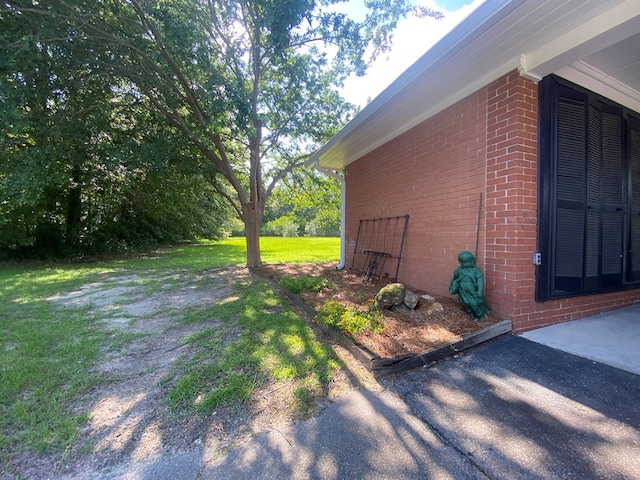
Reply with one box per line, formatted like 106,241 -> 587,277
312,0 -> 640,170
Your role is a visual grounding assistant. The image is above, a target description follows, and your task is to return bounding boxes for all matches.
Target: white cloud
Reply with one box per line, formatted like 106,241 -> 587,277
340,0 -> 485,107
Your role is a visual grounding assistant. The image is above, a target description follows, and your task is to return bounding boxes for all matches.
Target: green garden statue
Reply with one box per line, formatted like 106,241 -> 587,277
449,250 -> 488,319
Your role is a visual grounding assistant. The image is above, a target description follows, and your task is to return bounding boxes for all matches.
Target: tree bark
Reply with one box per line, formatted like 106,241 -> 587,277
243,202 -> 263,268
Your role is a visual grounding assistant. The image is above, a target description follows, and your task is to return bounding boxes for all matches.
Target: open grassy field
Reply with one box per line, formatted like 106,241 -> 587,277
0,238 -> 339,470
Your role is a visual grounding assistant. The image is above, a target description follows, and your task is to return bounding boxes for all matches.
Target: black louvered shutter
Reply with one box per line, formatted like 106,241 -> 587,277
538,75 -> 640,300
553,97 -> 586,293
553,95 -> 626,293
584,104 -> 601,290
629,115 -> 640,282
599,107 -> 624,288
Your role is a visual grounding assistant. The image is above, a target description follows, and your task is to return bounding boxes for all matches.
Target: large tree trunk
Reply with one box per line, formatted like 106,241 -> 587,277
243,202 -> 263,268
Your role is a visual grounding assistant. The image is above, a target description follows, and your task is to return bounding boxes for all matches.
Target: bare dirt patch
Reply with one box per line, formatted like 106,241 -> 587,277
7,261 -> 499,479
11,269 -> 236,479
8,267 -> 372,480
257,263 -> 503,358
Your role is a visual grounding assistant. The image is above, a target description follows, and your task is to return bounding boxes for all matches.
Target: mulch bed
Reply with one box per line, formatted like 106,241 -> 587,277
256,262 -> 504,358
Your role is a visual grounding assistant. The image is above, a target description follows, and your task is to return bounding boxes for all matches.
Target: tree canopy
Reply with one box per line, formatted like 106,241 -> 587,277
264,168 -> 341,237
1,0 -> 442,264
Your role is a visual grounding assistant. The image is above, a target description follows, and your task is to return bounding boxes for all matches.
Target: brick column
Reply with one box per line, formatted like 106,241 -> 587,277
484,71 -> 539,324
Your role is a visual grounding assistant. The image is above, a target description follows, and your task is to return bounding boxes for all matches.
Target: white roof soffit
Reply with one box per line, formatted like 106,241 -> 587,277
313,0 -> 640,170
521,0 -> 640,112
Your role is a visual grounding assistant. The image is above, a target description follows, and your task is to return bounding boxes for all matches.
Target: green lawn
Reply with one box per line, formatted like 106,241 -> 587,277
115,236 -> 340,272
0,237 -> 339,466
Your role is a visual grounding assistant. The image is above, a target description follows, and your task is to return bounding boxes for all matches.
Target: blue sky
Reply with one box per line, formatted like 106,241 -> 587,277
434,0 -> 474,10
340,0 -> 481,107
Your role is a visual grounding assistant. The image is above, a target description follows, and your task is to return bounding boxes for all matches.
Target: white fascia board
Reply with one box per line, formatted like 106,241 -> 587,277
312,0 -> 525,170
320,54 -> 524,170
398,57 -> 525,138
356,57 -> 525,162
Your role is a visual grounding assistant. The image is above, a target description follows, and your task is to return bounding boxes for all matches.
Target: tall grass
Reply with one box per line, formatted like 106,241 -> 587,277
0,237 -> 340,468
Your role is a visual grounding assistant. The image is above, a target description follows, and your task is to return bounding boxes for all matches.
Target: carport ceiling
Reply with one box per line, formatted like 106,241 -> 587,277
581,32 -> 640,92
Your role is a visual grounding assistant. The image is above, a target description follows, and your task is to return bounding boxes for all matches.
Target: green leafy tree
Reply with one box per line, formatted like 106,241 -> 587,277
265,168 -> 341,236
0,7 -> 233,255
0,10 -> 117,253
1,0 -> 442,265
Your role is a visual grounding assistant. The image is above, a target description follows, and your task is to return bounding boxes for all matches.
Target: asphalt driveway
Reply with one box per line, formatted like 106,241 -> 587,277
389,334 -> 640,479
82,332 -> 640,479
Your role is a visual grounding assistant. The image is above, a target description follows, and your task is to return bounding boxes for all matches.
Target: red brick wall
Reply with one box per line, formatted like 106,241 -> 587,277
345,88 -> 487,298
344,70 -> 640,332
484,71 -> 539,327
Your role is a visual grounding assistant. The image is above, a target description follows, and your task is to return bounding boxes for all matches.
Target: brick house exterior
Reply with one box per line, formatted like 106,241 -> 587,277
312,0 -> 640,333
344,70 -> 640,332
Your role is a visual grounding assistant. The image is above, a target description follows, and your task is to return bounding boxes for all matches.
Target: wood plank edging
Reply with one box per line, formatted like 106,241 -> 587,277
271,277 -> 512,376
371,320 -> 512,376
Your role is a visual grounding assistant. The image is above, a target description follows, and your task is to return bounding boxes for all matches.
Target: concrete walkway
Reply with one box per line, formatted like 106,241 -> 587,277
521,303 -> 640,375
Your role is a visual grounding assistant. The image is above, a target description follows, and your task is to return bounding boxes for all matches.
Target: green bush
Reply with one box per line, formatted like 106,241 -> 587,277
304,210 -> 340,237
316,300 -> 385,334
280,274 -> 332,294
262,216 -> 300,237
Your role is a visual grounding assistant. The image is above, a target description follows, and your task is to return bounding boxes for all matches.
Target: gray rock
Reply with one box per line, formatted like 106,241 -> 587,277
426,302 -> 444,315
420,294 -> 436,304
375,283 -> 406,309
391,303 -> 412,312
403,290 -> 419,310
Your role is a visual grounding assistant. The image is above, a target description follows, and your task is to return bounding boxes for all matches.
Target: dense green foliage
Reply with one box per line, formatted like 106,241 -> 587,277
317,299 -> 385,334
1,0 -> 440,265
263,168 -> 341,237
0,7 -> 233,257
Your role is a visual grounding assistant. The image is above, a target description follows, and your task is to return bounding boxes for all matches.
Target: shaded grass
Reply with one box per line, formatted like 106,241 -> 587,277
168,278 -> 340,417
0,237 -> 339,466
0,273 -> 106,457
0,265 -> 115,451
